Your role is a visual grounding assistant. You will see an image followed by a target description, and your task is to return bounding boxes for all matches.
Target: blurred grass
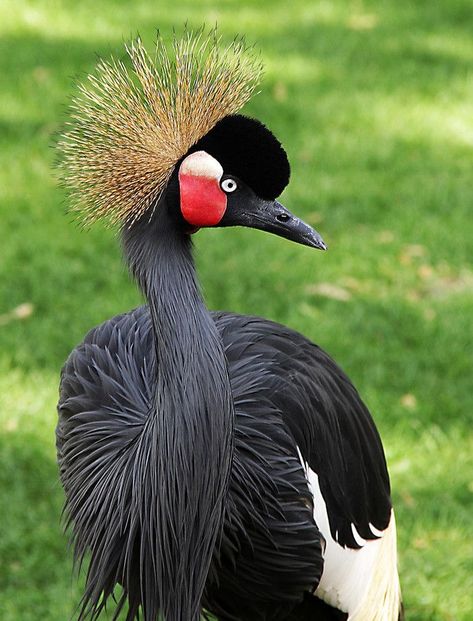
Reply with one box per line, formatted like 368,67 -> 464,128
0,0 -> 472,619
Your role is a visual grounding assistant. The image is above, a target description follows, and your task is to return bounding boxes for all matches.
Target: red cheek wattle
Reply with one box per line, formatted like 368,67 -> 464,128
179,173 -> 227,227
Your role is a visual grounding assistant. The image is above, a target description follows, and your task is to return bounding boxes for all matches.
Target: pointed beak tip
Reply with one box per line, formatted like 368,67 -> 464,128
309,234 -> 327,251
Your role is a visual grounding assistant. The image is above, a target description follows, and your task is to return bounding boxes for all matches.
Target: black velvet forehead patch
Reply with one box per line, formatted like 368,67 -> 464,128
191,115 -> 290,200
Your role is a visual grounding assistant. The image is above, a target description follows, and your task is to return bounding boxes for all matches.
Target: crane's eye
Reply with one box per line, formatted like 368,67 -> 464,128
221,178 -> 238,193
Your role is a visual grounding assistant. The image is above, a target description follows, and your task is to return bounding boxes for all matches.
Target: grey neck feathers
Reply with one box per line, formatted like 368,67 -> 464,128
122,206 -> 234,621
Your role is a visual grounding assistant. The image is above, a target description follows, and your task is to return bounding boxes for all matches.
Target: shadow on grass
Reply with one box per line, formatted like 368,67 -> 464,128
0,428 -> 79,620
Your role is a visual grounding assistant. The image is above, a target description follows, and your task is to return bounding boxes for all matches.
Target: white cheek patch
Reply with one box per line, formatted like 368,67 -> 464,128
180,150 -> 223,180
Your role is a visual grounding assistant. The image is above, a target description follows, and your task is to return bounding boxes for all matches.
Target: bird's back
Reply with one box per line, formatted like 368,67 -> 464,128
213,312 -> 399,620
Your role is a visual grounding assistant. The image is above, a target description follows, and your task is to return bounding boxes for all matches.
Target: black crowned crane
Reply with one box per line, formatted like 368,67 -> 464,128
56,31 -> 402,621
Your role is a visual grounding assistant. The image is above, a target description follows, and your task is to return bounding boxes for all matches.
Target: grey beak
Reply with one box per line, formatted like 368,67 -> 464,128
249,199 -> 327,250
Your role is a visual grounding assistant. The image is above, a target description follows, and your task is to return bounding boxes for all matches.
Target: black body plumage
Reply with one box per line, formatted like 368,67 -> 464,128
58,300 -> 391,620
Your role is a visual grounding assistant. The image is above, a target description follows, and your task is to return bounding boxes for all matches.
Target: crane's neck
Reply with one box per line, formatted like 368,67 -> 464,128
122,207 -> 234,621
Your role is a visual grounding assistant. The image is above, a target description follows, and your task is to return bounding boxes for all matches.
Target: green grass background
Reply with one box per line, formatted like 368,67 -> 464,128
1,0 -> 472,619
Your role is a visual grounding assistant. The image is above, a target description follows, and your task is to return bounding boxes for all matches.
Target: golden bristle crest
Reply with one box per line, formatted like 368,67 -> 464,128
57,29 -> 263,225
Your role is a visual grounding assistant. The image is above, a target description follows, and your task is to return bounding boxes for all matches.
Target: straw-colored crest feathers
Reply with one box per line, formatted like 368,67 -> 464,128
58,30 -> 263,225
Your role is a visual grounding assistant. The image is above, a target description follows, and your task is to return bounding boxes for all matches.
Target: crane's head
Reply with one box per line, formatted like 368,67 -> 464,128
58,30 -> 325,251
176,115 -> 325,250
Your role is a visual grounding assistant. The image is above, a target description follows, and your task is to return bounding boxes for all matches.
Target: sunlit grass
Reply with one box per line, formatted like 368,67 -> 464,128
1,0 -> 472,619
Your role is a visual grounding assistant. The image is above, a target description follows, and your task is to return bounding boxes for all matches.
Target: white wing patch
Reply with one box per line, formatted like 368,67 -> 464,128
351,523 -> 368,548
296,448 -> 401,620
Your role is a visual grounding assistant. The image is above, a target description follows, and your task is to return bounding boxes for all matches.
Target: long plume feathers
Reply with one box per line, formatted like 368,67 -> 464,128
57,29 -> 263,225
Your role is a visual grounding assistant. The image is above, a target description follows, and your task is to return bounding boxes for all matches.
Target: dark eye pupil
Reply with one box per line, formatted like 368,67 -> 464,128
277,213 -> 290,222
